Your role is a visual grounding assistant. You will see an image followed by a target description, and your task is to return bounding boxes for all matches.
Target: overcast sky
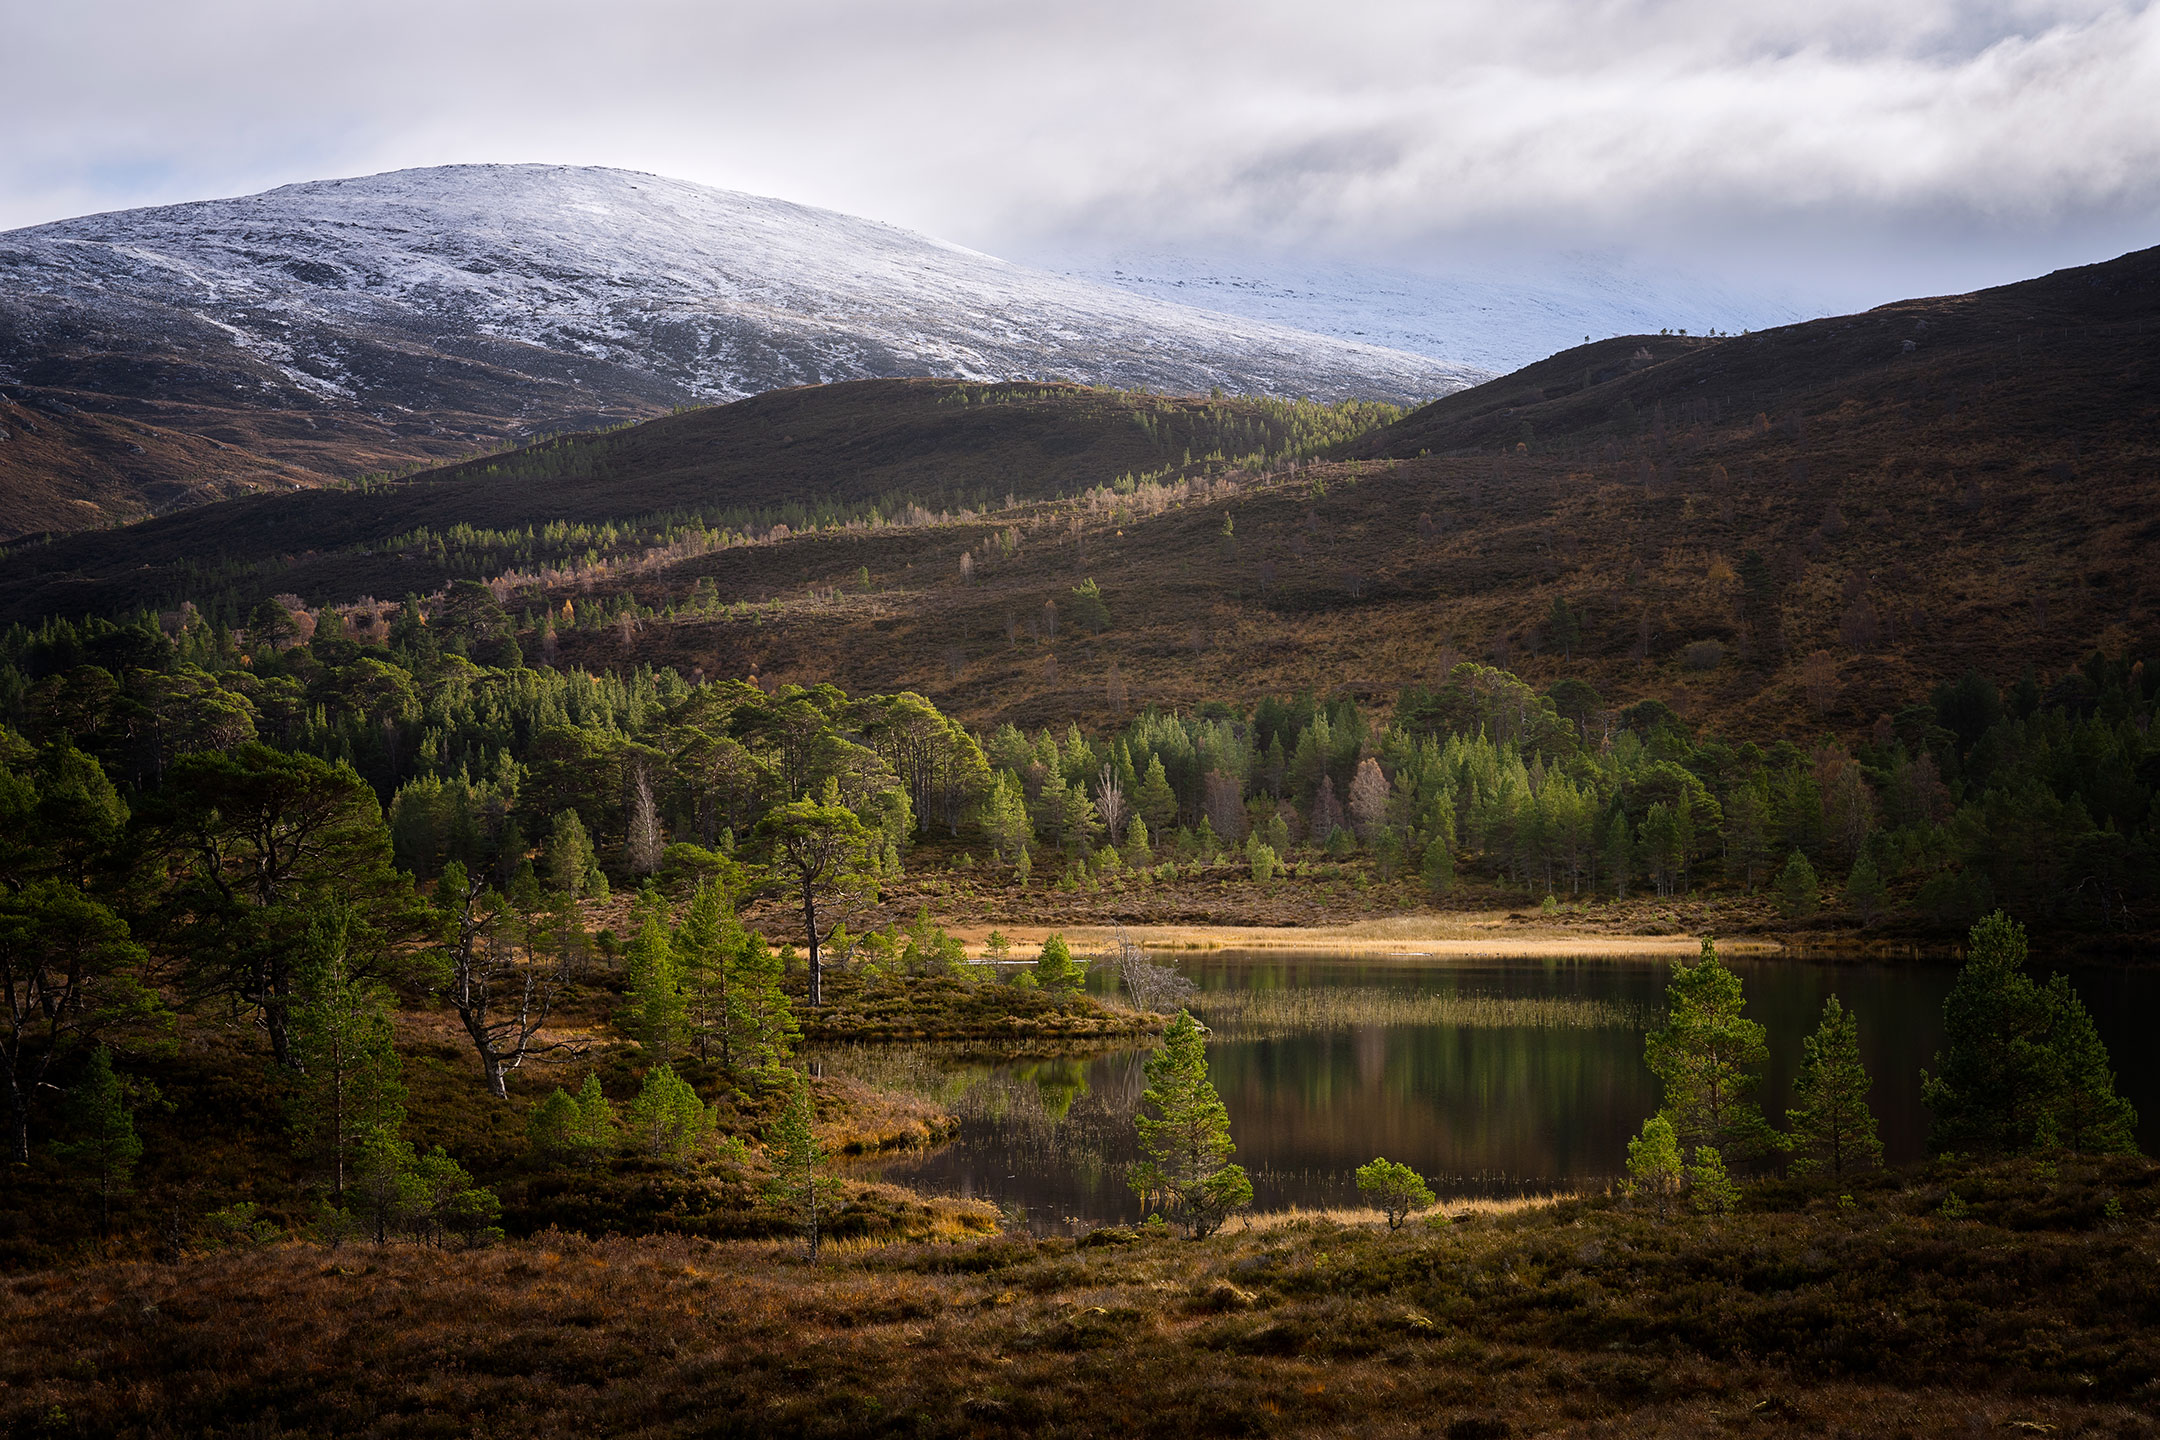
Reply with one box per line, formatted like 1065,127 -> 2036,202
6,0 -> 2156,310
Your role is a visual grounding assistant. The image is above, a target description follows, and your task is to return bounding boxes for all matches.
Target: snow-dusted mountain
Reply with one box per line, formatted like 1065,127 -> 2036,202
0,165 -> 1485,420
1029,248 -> 1815,375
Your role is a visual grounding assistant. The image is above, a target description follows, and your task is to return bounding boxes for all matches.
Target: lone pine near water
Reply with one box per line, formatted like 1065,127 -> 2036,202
2,165 -> 2159,1438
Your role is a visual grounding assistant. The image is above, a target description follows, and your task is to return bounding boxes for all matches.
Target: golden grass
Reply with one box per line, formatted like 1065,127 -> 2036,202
949,912 -> 1781,958
1234,1193 -> 1573,1232
7,1157 -> 2157,1439
1184,986 -> 1648,1035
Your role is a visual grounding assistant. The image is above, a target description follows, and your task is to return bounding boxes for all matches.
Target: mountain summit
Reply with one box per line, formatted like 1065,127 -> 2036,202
0,164 -> 1485,535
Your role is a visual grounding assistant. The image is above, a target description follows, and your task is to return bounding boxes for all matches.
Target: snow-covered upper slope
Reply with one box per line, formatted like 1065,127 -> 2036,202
1030,248 -> 1816,375
0,166 -> 1486,409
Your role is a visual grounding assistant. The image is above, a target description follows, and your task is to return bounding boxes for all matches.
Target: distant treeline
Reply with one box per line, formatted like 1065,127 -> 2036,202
3,598 -> 2151,931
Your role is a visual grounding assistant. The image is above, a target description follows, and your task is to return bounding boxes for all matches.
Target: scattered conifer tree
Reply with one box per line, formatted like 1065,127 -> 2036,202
1626,1113 -> 1684,1212
725,930 -> 799,1078
624,896 -> 685,1063
1135,755 -> 1178,834
1034,933 -> 1086,993
525,1086 -> 583,1159
1687,1146 -> 1739,1214
352,1133 -> 425,1244
572,1073 -> 617,1157
2038,971 -> 2140,1153
1776,851 -> 1820,919
52,1046 -> 142,1234
1645,938 -> 1774,1158
1924,912 -> 2139,1155
627,1064 -> 713,1167
1123,815 -> 1152,867
288,905 -> 406,1201
765,1070 -> 834,1258
674,878 -> 739,1064
1603,811 -> 1633,898
1845,852 -> 1888,925
1785,995 -> 1883,1177
546,809 -> 598,898
1129,1011 -> 1252,1236
1355,1156 -> 1435,1228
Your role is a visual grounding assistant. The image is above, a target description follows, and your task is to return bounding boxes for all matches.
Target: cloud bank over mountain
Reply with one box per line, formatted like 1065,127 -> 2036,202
6,1 -> 2155,311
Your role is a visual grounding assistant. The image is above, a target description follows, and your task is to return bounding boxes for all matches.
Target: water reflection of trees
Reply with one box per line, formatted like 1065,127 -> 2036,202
818,1043 -> 1156,1230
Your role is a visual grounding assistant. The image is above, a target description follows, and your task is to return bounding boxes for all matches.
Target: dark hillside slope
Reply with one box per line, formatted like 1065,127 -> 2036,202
541,250 -> 2159,738
1362,243 -> 2160,459
0,380 -> 1387,624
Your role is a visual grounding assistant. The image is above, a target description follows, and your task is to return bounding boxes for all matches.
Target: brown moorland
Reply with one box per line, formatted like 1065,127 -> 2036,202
6,244 -> 2156,743
3,1156 -> 2156,1438
559,244 -> 2160,736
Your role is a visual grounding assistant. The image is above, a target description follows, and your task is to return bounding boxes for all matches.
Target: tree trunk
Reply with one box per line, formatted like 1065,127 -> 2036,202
7,1095 -> 27,1166
456,1005 -> 513,1100
802,877 -> 822,1008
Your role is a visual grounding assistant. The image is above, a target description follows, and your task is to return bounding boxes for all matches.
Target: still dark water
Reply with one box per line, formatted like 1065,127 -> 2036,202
852,951 -> 2160,1234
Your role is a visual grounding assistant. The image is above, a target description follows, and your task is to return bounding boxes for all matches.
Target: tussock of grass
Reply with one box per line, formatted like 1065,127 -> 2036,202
1185,986 -> 1648,1035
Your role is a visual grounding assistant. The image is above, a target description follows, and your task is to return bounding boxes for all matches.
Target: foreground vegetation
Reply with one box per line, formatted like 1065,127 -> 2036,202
4,1155 -> 2157,1438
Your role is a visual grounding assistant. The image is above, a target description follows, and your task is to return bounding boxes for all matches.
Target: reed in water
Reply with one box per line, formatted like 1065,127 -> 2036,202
1183,986 -> 1648,1036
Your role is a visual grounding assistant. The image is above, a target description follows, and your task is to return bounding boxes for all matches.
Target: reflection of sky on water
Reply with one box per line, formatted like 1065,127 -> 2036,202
854,951 -> 2158,1235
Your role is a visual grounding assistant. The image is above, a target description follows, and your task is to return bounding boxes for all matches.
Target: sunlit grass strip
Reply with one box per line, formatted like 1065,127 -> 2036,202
1234,1194 -> 1574,1232
1183,987 -> 1649,1035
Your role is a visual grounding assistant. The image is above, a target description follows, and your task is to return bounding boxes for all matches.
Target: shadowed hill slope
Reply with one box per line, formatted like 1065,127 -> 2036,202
0,380 -> 1392,625
538,248 -> 2160,737
6,247 -> 2156,741
1360,244 -> 2160,460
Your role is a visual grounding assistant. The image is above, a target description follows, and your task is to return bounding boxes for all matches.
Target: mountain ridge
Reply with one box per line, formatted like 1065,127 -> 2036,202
0,164 -> 1484,538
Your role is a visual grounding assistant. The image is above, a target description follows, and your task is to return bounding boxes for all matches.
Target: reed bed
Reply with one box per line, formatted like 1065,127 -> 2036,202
1183,986 -> 1650,1036
1234,1193 -> 1574,1232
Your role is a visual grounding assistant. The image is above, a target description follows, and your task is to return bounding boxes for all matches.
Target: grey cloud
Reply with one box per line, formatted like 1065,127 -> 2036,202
3,0 -> 2155,309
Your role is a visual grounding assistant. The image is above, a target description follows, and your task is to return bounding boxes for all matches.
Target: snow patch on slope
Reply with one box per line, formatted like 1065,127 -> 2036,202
0,166 -> 1487,408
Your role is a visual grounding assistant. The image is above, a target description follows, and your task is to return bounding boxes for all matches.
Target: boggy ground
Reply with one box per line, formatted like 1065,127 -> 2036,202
4,1156 -> 2156,1438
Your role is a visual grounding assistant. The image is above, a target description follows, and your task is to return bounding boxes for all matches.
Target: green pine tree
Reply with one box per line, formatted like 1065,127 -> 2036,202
1122,815 -> 1152,867
1626,1113 -> 1684,1213
1354,1156 -> 1435,1229
1924,912 -> 2138,1155
624,900 -> 685,1064
674,878 -> 740,1064
1845,852 -> 1888,925
351,1132 -> 424,1244
626,1064 -> 713,1167
764,1069 -> 836,1258
526,1087 -> 583,1160
1136,755 -> 1178,834
1645,938 -> 1774,1158
52,1046 -> 142,1235
288,905 -> 405,1201
1603,810 -> 1633,898
572,1073 -> 616,1159
1785,995 -> 1884,1177
1129,1011 -> 1252,1237
1776,851 -> 1820,919
2035,972 -> 2139,1154
725,930 -> 799,1078
1687,1145 -> 1739,1215
546,809 -> 597,898
1033,933 -> 1085,993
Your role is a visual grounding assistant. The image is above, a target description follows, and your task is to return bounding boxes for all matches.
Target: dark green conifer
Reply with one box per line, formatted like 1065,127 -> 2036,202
1785,995 -> 1883,1177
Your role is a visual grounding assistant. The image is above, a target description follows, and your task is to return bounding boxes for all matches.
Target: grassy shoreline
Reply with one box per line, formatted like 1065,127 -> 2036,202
949,913 -> 1786,958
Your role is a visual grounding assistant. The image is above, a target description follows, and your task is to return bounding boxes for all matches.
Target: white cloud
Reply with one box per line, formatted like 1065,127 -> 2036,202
4,0 -> 2155,306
